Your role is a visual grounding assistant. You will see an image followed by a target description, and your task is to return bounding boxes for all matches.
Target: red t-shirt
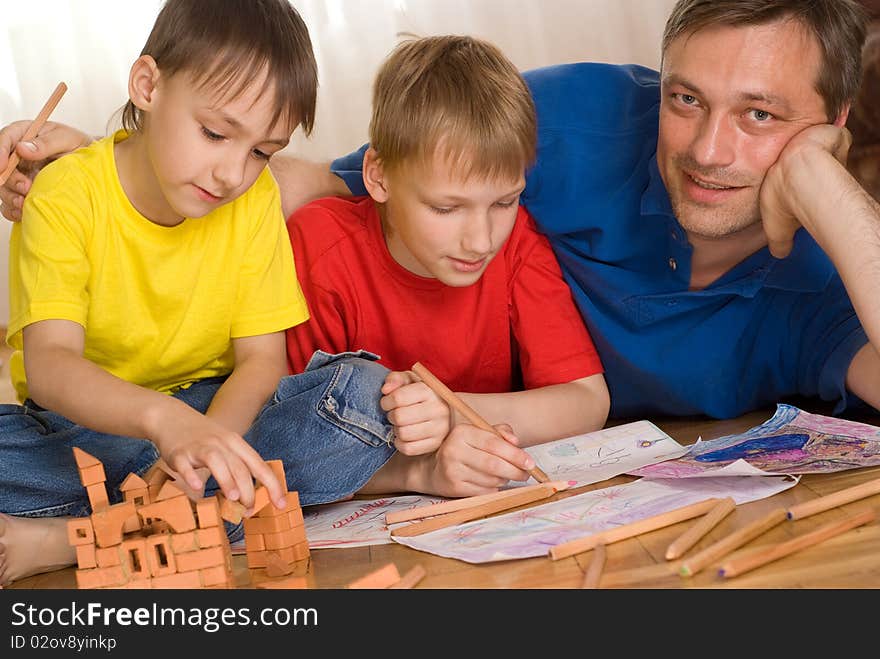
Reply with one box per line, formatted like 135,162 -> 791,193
286,196 -> 602,393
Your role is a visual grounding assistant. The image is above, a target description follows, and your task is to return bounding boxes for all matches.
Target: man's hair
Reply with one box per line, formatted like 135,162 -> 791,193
122,0 -> 317,135
662,0 -> 868,121
369,35 -> 536,181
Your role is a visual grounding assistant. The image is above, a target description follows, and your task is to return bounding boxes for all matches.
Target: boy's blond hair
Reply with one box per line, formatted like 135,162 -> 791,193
122,0 -> 317,135
369,35 -> 536,182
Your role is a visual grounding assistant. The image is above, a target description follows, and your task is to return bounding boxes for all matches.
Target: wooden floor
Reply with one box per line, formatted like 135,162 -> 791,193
3,336 -> 880,588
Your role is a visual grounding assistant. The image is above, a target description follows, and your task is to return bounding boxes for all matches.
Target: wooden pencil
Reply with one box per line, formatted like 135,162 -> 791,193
0,82 -> 68,186
719,508 -> 876,579
786,476 -> 880,521
548,497 -> 720,561
389,565 -> 427,589
581,543 -> 607,589
385,480 -> 573,525
665,497 -> 736,560
390,480 -> 569,538
678,507 -> 787,577
411,361 -> 550,483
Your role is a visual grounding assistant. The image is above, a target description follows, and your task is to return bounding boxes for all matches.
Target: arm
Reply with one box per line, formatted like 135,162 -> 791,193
23,320 -> 286,510
0,120 -> 92,222
269,154 -> 351,218
761,124 -> 880,410
203,331 -> 288,435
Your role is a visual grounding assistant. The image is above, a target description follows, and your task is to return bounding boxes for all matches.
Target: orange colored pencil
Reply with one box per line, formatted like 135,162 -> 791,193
719,508 -> 876,578
787,477 -> 880,521
549,497 -> 720,561
411,361 -> 550,483
0,82 -> 68,186
665,497 -> 736,560
581,543 -> 607,589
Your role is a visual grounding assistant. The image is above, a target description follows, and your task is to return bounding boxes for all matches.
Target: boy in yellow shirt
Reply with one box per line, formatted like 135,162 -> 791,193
0,0 -> 318,584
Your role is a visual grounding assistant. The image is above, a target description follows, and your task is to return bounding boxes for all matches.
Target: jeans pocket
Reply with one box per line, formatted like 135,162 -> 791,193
317,358 -> 393,449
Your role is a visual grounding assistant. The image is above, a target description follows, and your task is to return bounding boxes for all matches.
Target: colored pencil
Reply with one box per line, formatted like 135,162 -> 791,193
385,480 -> 573,525
719,508 -> 876,578
665,497 -> 736,560
548,497 -> 720,561
678,507 -> 787,577
389,565 -> 427,589
411,361 -> 550,483
390,480 -> 569,538
787,476 -> 880,521
0,82 -> 68,186
581,543 -> 607,589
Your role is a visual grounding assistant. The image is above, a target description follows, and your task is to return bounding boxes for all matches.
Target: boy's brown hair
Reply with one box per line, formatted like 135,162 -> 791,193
369,35 -> 536,182
122,0 -> 318,135
662,0 -> 868,121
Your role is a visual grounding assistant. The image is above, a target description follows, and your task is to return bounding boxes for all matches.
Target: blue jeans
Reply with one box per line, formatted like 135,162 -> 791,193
0,351 -> 395,538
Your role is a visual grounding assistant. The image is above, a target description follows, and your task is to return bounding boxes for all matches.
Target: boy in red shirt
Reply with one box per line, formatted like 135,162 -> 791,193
286,35 -> 610,499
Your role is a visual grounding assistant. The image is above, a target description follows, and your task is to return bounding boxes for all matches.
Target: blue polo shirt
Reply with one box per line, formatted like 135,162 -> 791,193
331,62 -> 867,420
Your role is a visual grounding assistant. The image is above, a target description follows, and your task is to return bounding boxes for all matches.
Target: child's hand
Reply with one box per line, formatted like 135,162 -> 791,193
420,423 -> 534,497
149,401 -> 286,511
380,370 -> 452,456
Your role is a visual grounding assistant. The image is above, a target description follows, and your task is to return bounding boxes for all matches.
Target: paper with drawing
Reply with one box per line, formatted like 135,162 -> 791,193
288,420 -> 687,549
629,404 -> 880,479
391,475 -> 796,563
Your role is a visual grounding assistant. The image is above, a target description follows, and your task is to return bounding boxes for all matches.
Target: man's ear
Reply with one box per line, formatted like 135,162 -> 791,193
128,55 -> 161,112
363,147 -> 389,203
833,102 -> 851,128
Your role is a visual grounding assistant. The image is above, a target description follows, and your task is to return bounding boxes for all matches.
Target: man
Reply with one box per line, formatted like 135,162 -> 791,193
2,0 -> 879,420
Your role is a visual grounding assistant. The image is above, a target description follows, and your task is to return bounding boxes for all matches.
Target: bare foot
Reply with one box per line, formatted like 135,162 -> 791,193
0,513 -> 76,585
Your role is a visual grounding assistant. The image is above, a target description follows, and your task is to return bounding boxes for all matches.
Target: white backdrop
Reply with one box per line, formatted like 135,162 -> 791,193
0,0 -> 678,324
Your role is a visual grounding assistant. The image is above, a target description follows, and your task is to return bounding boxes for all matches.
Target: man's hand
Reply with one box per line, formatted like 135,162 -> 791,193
760,123 -> 852,259
0,120 -> 92,221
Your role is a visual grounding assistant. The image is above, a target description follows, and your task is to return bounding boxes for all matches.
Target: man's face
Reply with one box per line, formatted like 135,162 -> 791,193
657,19 -> 830,241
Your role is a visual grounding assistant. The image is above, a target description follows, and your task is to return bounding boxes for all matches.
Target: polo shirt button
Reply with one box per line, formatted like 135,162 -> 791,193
668,257 -> 677,271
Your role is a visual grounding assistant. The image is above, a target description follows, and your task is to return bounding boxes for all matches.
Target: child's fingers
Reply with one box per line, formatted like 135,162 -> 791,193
492,424 -> 521,446
168,457 -> 210,498
238,449 -> 286,509
468,432 -> 533,480
380,370 -> 415,395
195,454 -> 241,503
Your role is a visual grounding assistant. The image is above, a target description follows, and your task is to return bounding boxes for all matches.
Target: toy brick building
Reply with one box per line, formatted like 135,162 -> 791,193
66,448 -> 308,589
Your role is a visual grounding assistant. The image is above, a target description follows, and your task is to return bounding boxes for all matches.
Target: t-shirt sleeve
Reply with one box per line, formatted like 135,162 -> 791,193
508,210 -> 603,389
330,144 -> 369,196
8,164 -> 92,349
284,203 -> 354,374
231,169 -> 309,338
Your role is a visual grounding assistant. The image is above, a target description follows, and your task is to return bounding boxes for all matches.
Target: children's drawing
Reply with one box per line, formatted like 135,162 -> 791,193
629,404 -> 880,479
391,476 -> 796,563
513,420 -> 688,487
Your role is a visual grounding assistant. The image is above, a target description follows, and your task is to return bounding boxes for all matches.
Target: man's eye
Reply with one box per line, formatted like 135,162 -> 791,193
749,109 -> 773,122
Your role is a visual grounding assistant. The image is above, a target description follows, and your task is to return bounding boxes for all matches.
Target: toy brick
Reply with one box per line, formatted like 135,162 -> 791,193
265,459 -> 287,492
86,483 -> 110,512
257,490 -> 301,518
288,507 -> 304,528
120,472 -> 148,492
250,486 -> 270,516
256,576 -> 307,589
137,496 -> 196,533
146,534 -> 177,577
245,550 -> 268,569
273,542 -> 309,565
265,551 -> 294,577
196,525 -> 225,548
175,545 -> 226,572
156,480 -> 185,501
120,538 -> 149,580
244,532 -> 265,552
118,579 -> 152,589
195,497 -> 222,529
95,546 -> 122,568
72,447 -> 102,469
75,544 -> 97,569
67,518 -> 94,546
219,496 -> 246,524
78,463 -> 107,487
170,530 -> 197,554
347,563 -> 401,589
199,565 -> 232,587
122,512 -> 142,534
389,564 -> 427,589
91,500 -> 136,548
263,526 -> 304,551
150,570 -> 202,589
76,565 -> 126,589
243,514 -> 290,535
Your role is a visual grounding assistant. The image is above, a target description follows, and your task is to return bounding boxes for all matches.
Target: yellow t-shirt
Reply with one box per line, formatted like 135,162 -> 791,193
8,131 -> 308,402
